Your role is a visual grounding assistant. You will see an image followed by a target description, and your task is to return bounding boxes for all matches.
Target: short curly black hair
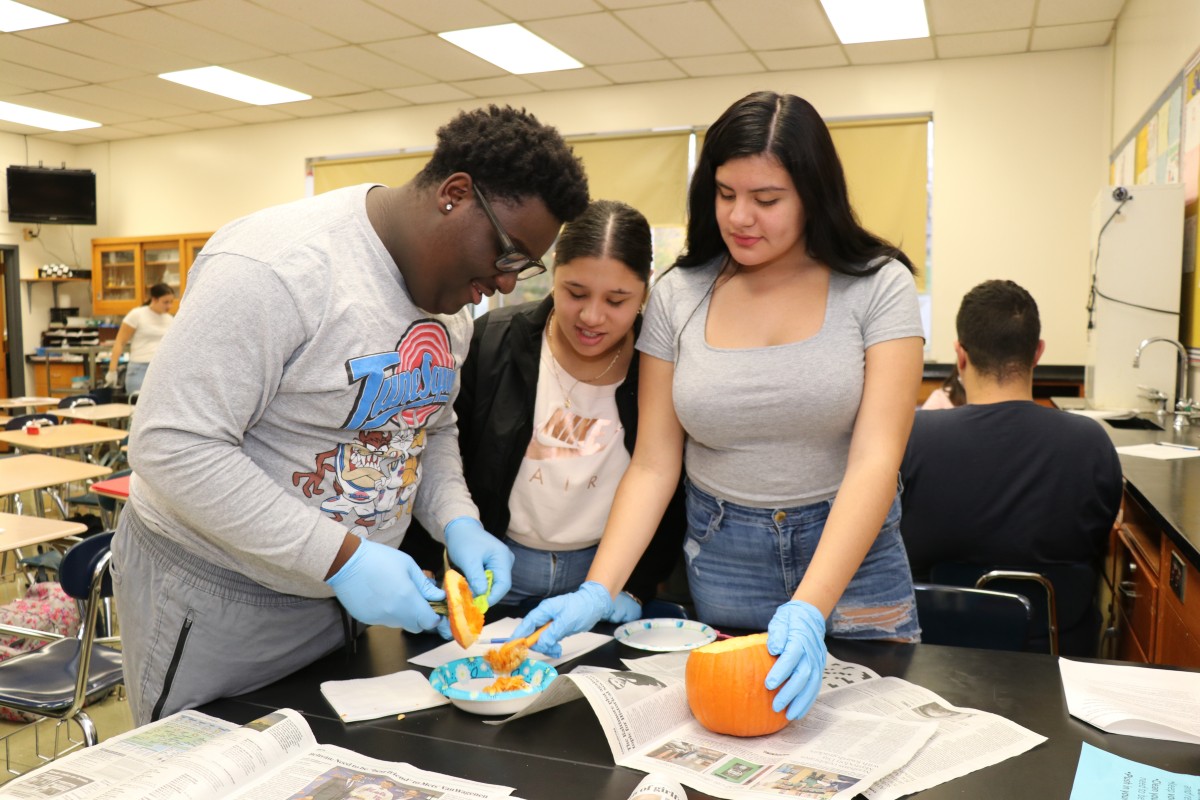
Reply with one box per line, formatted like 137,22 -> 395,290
416,105 -> 589,223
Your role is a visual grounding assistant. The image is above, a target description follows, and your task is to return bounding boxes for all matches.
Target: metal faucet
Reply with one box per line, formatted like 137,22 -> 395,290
1133,337 -> 1192,429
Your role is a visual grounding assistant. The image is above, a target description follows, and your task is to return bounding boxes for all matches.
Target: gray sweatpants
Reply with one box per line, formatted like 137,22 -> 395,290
112,508 -> 349,726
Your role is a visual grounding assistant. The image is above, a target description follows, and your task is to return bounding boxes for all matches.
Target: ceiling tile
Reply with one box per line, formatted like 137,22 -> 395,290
0,60 -> 83,91
3,91 -> 139,124
926,0 -> 1035,36
49,84 -> 197,117
527,12 -> 660,66
484,0 -> 603,21
387,83 -> 475,104
21,0 -> 142,18
521,68 -> 612,91
844,37 -> 936,66
226,56 -> 372,96
29,130 -> 108,144
160,0 -> 345,53
597,0 -> 681,8
115,118 -> 195,136
214,106 -> 300,123
374,0 -> 509,33
64,125 -> 144,140
86,9 -> 272,62
1031,21 -> 1114,51
18,21 -> 200,73
712,0 -> 837,51
251,0 -> 423,42
674,52 -> 765,78
364,35 -> 505,81
615,3 -> 743,58
594,59 -> 686,83
294,46 -> 434,90
758,45 -> 847,71
325,91 -> 411,111
1036,0 -> 1126,27
0,34 -> 138,83
272,98 -> 354,118
102,75 -> 246,112
935,30 -> 1029,59
450,75 -> 539,97
162,112 -> 241,129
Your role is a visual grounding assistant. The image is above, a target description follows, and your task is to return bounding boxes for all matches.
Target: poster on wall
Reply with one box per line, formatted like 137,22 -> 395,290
1184,62 -> 1200,204
1158,88 -> 1182,184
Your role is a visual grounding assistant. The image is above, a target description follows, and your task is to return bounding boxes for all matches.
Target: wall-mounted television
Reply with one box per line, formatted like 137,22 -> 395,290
6,165 -> 97,225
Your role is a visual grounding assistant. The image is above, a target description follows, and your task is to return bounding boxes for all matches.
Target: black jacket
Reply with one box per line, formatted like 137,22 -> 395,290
402,296 -> 686,604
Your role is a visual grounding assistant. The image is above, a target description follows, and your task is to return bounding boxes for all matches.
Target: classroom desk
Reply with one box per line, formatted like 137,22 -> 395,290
0,512 -> 88,550
0,454 -> 111,517
200,626 -> 1200,800
55,403 -> 134,425
87,475 -> 129,502
0,397 -> 60,412
0,424 -> 129,455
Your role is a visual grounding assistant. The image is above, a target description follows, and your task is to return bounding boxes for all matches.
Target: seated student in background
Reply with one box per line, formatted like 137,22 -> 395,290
402,200 -> 685,622
920,364 -> 965,409
899,280 -> 1122,652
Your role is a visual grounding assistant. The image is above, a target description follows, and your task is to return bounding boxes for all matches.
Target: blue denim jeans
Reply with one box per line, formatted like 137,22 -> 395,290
124,361 -> 150,396
503,537 -> 599,612
683,480 -> 919,640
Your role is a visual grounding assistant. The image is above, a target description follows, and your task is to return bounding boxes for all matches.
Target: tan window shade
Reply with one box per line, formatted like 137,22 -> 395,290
568,133 -> 690,226
311,152 -> 431,196
828,117 -> 930,291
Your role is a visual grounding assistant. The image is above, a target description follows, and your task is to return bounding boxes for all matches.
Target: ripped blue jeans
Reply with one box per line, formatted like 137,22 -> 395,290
683,479 -> 919,641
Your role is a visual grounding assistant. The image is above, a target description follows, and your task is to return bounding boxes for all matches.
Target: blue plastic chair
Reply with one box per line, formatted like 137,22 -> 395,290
0,532 -> 123,770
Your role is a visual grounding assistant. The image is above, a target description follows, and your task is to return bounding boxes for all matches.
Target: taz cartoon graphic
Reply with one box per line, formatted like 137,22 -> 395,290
292,320 -> 453,530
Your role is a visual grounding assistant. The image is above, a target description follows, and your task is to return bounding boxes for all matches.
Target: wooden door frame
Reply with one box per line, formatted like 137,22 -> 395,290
0,245 -> 25,396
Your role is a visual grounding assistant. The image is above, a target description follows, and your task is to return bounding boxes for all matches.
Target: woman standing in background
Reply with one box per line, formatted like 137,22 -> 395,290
106,282 -> 175,397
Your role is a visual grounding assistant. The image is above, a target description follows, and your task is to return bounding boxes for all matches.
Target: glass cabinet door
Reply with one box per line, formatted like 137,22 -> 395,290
141,242 -> 181,297
96,246 -> 138,308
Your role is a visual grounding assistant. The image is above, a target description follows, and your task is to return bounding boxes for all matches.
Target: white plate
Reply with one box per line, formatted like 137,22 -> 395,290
614,618 -> 717,652
428,656 -> 558,716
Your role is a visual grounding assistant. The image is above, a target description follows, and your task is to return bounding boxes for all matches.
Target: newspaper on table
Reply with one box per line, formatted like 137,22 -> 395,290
493,656 -> 1044,800
0,708 -> 512,800
1059,656 -> 1200,744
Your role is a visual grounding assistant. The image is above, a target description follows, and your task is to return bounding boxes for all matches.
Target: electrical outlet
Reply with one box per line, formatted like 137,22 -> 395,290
22,228 -> 33,241
1169,551 -> 1186,602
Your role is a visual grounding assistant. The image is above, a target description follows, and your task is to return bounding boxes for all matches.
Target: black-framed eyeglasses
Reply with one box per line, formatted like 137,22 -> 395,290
473,184 -> 547,281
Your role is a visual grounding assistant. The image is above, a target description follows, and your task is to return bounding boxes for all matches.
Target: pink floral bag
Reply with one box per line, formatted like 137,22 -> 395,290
0,582 -> 82,722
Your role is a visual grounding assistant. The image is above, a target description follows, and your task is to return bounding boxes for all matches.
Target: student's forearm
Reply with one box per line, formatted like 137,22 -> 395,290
587,460 -> 680,596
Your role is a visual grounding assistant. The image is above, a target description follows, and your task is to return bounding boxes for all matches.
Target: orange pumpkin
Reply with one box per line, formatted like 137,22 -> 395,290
685,633 -> 788,736
444,568 -> 483,648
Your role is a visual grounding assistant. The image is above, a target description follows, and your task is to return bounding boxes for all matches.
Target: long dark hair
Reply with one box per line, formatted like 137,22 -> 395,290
554,199 -> 652,283
675,91 -> 912,276
143,283 -> 175,306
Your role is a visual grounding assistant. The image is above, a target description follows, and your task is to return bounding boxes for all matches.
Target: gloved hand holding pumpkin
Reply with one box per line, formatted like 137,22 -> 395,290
764,599 -> 828,720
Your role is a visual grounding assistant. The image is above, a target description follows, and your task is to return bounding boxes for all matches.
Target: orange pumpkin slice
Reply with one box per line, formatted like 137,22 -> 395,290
444,568 -> 484,648
685,632 -> 789,736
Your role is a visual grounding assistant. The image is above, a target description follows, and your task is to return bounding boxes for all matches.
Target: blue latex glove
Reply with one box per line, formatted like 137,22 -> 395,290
510,581 -> 613,659
604,591 -> 642,624
764,599 -> 828,720
444,516 -> 513,607
326,538 -> 445,632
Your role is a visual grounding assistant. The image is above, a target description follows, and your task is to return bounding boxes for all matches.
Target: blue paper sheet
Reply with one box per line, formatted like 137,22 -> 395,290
1070,743 -> 1200,800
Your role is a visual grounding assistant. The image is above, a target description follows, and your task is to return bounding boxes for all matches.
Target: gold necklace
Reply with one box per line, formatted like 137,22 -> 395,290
547,311 -> 623,409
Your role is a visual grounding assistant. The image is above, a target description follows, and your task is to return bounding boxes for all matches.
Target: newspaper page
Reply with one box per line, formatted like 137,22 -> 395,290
811,676 -> 1047,800
0,709 -> 513,800
1059,657 -> 1200,744
0,709 -> 312,800
619,651 -> 879,692
227,744 -> 513,800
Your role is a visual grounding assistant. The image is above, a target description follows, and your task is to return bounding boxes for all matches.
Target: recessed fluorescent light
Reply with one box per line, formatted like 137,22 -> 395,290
0,0 -> 66,32
439,23 -> 582,74
819,0 -> 929,44
159,67 -> 310,105
0,101 -> 99,132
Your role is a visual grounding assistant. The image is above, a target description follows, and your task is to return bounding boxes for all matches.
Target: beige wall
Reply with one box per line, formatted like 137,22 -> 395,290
0,46 -> 1113,388
1110,0 -> 1200,148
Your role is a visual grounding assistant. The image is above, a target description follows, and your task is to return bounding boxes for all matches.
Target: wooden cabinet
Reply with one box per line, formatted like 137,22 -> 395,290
91,232 -> 211,315
1110,490 -> 1200,668
31,361 -> 85,397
